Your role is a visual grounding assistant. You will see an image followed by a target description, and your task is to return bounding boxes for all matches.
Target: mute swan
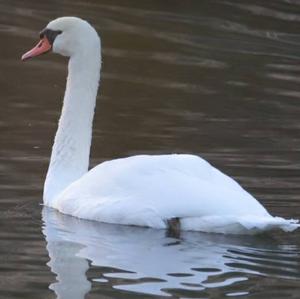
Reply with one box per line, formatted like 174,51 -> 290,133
22,17 -> 299,234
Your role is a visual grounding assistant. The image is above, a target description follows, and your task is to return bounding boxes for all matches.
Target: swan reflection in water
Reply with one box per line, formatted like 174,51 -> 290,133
42,207 -> 300,298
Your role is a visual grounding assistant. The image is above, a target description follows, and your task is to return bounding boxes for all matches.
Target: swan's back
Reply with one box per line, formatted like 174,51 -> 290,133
50,154 -> 298,234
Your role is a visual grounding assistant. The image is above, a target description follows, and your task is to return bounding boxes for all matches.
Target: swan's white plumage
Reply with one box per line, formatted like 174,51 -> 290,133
30,17 -> 298,234
51,154 -> 298,234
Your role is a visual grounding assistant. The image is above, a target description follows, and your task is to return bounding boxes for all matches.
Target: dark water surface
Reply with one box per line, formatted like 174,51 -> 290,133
0,0 -> 300,298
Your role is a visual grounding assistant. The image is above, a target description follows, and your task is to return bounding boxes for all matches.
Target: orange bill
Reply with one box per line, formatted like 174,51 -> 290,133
21,37 -> 52,61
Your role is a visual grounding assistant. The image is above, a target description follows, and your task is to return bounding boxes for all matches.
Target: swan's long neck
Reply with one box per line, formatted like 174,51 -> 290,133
44,44 -> 101,205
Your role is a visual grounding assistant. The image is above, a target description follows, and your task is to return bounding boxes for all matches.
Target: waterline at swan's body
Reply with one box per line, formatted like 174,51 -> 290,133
22,17 -> 299,234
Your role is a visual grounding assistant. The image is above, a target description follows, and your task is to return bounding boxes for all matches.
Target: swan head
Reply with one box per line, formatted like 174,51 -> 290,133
21,17 -> 100,61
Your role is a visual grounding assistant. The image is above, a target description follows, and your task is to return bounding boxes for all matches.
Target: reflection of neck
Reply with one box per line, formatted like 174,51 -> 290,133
47,238 -> 91,299
43,208 -> 92,299
44,46 -> 101,205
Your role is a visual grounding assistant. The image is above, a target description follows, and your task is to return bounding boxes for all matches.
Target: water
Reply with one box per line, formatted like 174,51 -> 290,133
0,0 -> 299,298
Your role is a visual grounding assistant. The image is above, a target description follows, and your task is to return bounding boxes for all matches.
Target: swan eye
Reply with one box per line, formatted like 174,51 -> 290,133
39,29 -> 62,44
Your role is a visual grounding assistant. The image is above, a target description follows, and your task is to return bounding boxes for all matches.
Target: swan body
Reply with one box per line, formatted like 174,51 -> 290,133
52,154 -> 298,234
22,17 -> 299,234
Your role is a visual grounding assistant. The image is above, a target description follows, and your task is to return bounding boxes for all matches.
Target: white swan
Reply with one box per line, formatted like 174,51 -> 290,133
22,17 -> 299,234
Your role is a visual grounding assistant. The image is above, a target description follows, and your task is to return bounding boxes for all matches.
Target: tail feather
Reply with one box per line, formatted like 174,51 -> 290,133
181,215 -> 300,235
